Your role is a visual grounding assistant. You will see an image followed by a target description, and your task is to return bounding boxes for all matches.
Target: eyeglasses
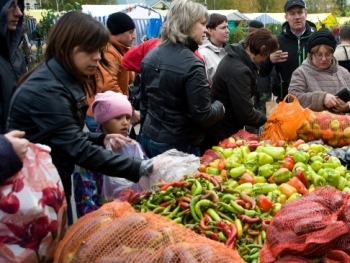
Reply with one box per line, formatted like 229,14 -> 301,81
313,52 -> 333,59
9,2 -> 23,11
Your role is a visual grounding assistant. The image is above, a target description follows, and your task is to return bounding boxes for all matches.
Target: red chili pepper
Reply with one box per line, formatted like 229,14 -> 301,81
159,200 -> 173,207
173,181 -> 188,187
247,141 -> 261,151
159,182 -> 173,191
238,215 -> 261,223
194,172 -> 211,180
212,175 -> 223,183
235,199 -> 246,206
209,176 -> 219,187
293,139 -> 305,148
225,223 -> 237,246
216,221 -> 231,237
179,201 -> 190,209
240,192 -> 256,210
295,169 -> 310,188
210,232 -> 220,241
200,214 -> 211,230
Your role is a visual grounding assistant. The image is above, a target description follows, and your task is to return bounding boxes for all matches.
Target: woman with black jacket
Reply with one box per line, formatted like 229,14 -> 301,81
6,12 -> 155,219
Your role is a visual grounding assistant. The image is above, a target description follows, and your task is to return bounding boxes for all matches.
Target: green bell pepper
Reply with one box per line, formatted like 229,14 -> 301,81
257,152 -> 274,166
222,148 -> 234,158
287,193 -> 302,202
310,155 -> 324,163
327,156 -> 342,168
309,144 -> 326,153
245,161 -> 259,173
246,151 -> 258,162
343,187 -> 350,194
229,165 -> 246,178
252,183 -> 278,194
206,167 -> 220,175
262,146 -> 285,160
258,164 -> 275,178
321,168 -> 340,187
272,168 -> 291,184
337,176 -> 348,191
292,151 -> 310,164
335,166 -> 346,177
225,154 -> 242,169
311,160 -> 323,172
285,147 -> 297,156
240,145 -> 250,163
310,170 -> 326,186
292,162 -> 308,174
235,182 -> 253,194
252,175 -> 266,183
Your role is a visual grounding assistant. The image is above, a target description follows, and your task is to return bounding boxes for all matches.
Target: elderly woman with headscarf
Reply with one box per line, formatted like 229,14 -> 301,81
288,29 -> 350,113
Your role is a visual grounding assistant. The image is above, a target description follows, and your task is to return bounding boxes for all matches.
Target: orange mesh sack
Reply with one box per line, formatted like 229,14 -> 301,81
261,95 -> 312,143
260,186 -> 350,263
54,201 -> 245,263
296,110 -> 350,147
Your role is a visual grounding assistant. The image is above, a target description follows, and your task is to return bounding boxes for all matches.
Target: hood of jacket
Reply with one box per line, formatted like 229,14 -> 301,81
225,42 -> 258,72
199,40 -> 224,54
280,20 -> 316,39
0,0 -> 24,61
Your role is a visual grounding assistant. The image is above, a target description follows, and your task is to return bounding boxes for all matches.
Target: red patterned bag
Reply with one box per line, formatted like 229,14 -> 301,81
0,143 -> 67,263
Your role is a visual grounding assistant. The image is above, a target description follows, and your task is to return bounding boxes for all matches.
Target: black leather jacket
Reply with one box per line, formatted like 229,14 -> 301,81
7,59 -> 142,196
140,41 -> 224,146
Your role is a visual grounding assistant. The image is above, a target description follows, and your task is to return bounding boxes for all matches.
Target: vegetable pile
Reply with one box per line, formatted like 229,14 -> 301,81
133,136 -> 350,262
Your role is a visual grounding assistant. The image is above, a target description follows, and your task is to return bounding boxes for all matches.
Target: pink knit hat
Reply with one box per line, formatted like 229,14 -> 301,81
91,91 -> 133,124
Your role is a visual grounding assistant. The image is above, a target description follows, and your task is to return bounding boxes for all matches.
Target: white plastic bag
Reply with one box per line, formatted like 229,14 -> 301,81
139,149 -> 200,191
102,142 -> 146,201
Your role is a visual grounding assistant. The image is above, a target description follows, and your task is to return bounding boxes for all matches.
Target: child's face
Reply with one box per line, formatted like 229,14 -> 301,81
102,114 -> 131,136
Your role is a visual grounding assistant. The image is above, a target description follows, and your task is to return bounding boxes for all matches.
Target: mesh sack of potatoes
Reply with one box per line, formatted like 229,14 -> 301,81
54,201 -> 244,263
260,186 -> 350,263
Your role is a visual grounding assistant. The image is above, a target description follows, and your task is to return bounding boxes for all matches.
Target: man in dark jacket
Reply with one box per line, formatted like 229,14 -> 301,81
0,0 -> 26,134
259,0 -> 316,102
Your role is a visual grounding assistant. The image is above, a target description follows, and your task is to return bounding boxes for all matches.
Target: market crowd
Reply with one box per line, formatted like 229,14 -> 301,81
2,0 -> 350,226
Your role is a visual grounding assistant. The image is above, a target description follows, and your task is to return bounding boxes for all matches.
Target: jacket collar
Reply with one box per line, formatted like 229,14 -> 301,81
226,42 -> 258,72
281,20 -> 316,39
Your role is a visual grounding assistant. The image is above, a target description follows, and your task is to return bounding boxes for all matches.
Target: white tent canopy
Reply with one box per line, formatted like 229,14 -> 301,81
207,10 -> 249,21
82,4 -> 163,19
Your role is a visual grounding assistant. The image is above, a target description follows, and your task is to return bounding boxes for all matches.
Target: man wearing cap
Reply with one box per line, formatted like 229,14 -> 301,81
85,12 -> 137,132
259,0 -> 316,102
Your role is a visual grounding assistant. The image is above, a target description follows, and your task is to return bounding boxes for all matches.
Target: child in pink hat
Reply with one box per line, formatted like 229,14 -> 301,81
92,91 -> 133,136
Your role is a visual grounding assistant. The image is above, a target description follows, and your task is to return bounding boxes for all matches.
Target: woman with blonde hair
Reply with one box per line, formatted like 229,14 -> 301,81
140,0 -> 225,158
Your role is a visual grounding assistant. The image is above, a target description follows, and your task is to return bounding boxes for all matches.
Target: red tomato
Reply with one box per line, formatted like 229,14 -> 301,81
257,195 -> 273,213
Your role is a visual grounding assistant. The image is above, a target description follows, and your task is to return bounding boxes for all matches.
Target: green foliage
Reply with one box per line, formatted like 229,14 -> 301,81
228,22 -> 248,44
37,9 -> 60,39
265,23 -> 282,35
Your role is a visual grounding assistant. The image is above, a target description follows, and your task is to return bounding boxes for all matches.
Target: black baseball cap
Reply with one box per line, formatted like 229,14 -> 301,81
284,0 -> 306,12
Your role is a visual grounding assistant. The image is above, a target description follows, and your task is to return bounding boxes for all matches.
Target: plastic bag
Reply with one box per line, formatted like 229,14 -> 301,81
0,143 -> 67,263
261,94 -> 311,143
102,141 -> 146,201
265,95 -> 278,118
139,149 -> 200,191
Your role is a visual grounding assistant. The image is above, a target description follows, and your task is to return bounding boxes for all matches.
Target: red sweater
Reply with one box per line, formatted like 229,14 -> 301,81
122,38 -> 204,73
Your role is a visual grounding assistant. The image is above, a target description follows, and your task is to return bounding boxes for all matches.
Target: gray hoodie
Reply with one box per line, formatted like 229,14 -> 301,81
0,0 -> 26,134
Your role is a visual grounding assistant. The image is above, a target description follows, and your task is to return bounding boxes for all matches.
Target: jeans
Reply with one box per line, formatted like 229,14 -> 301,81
85,116 -> 99,132
140,133 -> 200,158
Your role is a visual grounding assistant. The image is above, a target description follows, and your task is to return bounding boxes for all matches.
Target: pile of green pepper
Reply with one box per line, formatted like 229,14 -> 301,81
132,138 -> 350,263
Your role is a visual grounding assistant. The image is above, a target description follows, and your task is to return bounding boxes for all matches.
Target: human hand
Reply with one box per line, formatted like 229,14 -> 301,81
131,110 -> 140,126
4,130 -> 29,161
104,134 -> 134,152
270,50 -> 288,64
324,93 -> 339,108
332,98 -> 349,113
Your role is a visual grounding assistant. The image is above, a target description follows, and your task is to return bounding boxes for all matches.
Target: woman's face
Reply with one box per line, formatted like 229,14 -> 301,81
311,45 -> 333,70
72,47 -> 101,76
101,115 -> 131,136
191,17 -> 208,45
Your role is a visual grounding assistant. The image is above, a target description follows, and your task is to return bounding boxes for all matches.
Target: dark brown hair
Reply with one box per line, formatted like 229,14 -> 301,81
18,11 -> 111,96
244,28 -> 279,57
206,13 -> 227,29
